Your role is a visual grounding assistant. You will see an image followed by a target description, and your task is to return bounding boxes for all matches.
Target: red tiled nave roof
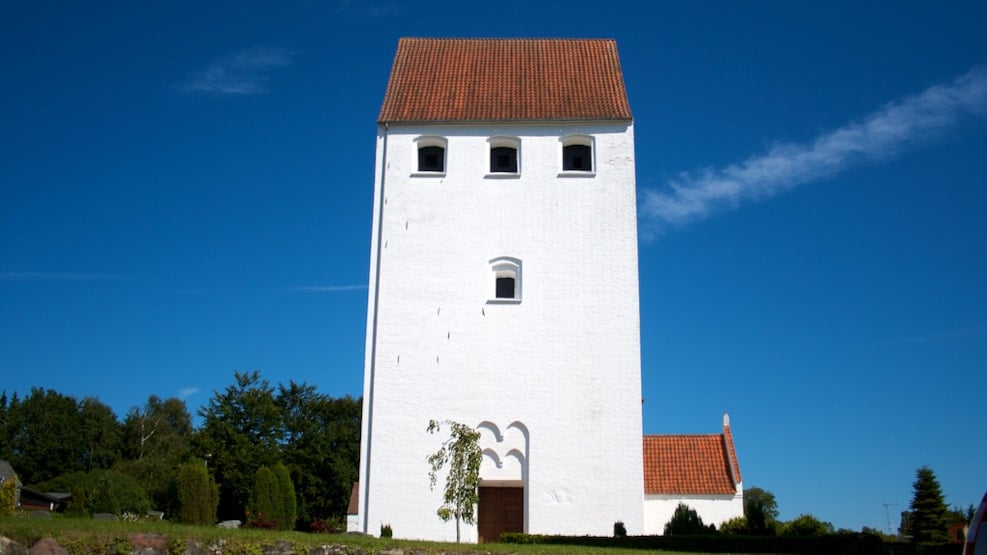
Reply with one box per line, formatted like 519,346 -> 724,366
348,419 -> 741,513
643,420 -> 742,495
378,38 -> 633,123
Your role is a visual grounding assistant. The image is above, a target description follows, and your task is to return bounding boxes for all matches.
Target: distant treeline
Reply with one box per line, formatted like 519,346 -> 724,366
0,370 -> 360,529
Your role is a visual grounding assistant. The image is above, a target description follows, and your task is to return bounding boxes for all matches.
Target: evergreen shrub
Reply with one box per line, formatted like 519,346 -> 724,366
613,520 -> 627,537
0,479 -> 17,516
273,462 -> 297,530
176,461 -> 219,525
664,503 -> 708,535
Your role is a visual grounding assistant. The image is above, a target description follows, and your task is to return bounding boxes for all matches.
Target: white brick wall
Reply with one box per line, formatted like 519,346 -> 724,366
356,121 -> 644,542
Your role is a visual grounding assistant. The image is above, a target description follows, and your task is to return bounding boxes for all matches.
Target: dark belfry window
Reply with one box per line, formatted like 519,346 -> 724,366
490,147 -> 518,173
495,277 -> 516,299
419,146 -> 444,172
563,144 -> 592,171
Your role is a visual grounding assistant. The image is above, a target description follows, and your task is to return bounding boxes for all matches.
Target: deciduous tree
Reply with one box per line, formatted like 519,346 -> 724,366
427,419 -> 481,543
194,371 -> 281,520
277,382 -> 360,526
781,514 -> 834,536
3,389 -> 120,484
79,397 -> 122,471
117,396 -> 193,516
121,396 -> 192,461
717,515 -> 748,535
744,486 -> 779,535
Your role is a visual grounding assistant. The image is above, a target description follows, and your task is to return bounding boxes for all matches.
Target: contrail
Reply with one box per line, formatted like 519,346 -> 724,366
291,285 -> 367,292
640,66 -> 987,234
0,271 -> 126,281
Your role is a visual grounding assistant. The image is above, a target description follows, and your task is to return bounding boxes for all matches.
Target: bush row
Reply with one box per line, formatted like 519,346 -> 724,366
501,532 -> 894,554
882,542 -> 965,555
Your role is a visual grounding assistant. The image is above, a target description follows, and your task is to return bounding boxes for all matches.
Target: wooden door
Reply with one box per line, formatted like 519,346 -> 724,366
478,487 -> 523,543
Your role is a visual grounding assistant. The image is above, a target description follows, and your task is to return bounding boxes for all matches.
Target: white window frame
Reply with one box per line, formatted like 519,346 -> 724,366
486,136 -> 521,178
488,256 -> 522,304
413,135 -> 447,176
559,134 -> 596,177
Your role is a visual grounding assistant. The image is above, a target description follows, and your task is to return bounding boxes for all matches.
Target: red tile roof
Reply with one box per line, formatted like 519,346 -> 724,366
378,38 -> 632,123
643,419 -> 742,495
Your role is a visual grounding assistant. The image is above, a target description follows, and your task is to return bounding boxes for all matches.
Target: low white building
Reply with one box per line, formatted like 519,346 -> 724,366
351,37 -> 742,542
643,414 -> 744,533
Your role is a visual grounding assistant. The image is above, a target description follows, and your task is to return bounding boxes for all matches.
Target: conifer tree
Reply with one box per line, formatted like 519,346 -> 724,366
664,503 -> 708,535
908,466 -> 949,543
250,465 -> 280,527
273,462 -> 297,530
177,461 -> 219,525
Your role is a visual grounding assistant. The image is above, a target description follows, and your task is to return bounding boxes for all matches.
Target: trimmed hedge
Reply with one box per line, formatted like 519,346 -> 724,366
882,542 -> 964,555
501,532 -> 888,554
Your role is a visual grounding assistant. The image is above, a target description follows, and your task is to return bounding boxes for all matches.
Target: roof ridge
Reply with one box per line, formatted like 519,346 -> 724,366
644,433 -> 721,438
399,37 -> 617,42
721,414 -> 743,485
642,420 -> 742,496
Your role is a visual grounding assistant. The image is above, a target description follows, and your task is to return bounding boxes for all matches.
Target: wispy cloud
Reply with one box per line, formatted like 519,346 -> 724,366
640,66 -> 987,235
291,284 -> 367,293
172,284 -> 367,296
180,46 -> 294,95
0,271 -> 126,281
178,387 -> 200,401
902,325 -> 987,344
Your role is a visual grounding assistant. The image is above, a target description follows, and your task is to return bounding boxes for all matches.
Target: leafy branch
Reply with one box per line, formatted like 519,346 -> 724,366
426,419 -> 481,543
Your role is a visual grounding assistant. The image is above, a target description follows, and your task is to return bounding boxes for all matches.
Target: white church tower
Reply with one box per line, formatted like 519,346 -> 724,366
355,38 -> 644,542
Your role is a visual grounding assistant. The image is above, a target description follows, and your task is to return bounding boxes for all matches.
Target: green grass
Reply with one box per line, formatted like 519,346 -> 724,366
0,513 -> 756,554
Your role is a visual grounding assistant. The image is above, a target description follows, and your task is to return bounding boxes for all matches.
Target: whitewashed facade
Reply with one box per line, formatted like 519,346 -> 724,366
355,120 -> 644,541
644,491 -> 745,533
352,38 -> 741,542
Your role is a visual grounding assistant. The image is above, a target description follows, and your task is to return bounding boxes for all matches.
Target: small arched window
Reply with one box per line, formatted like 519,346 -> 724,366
561,135 -> 594,173
487,137 -> 521,176
491,147 -> 518,173
563,145 -> 591,171
415,136 -> 447,173
419,146 -> 444,172
496,275 -> 516,298
488,257 -> 522,303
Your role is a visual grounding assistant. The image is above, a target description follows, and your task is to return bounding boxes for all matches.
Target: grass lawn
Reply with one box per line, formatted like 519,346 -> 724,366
0,514 -> 773,554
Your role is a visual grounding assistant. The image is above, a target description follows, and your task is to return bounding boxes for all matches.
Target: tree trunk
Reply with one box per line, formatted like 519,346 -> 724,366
456,508 -> 461,542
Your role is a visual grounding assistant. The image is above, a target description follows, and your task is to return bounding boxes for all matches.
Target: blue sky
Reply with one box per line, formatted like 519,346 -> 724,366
2,0 -> 985,533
